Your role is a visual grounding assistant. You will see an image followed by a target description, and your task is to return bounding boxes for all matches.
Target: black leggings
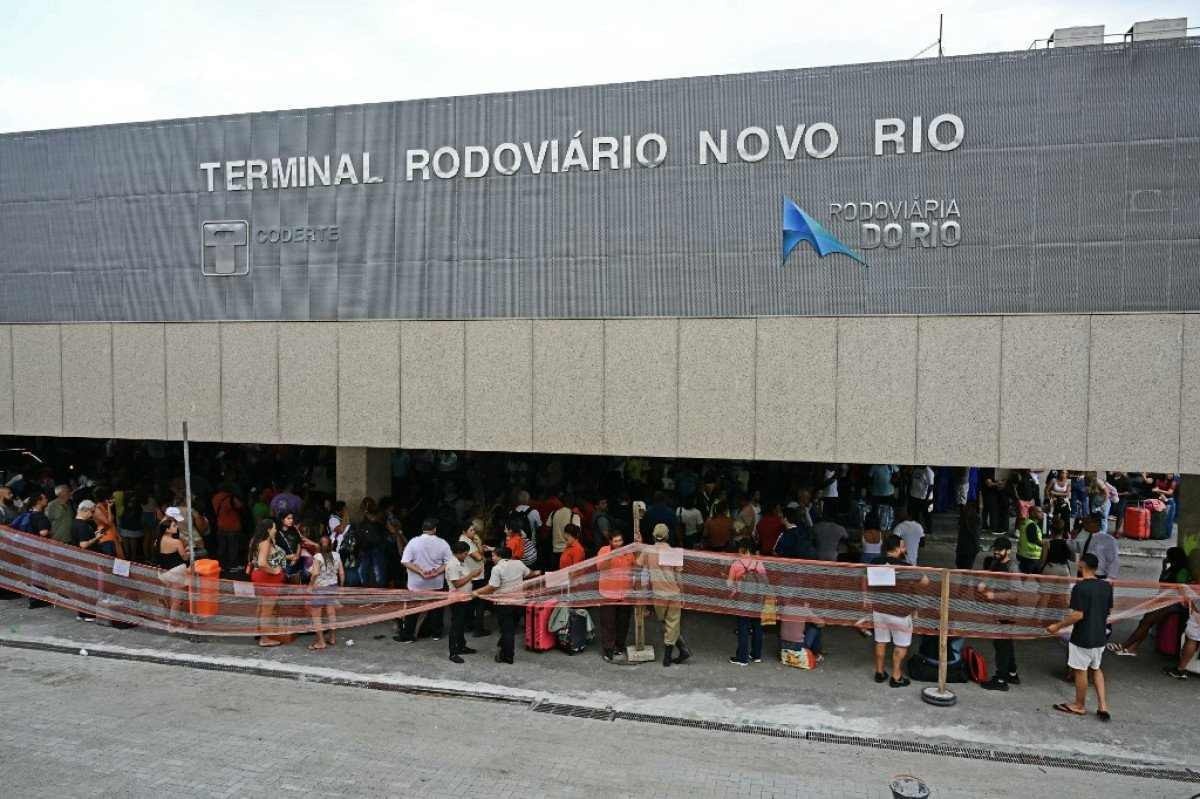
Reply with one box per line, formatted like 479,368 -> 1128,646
993,639 -> 1017,678
216,533 -> 242,570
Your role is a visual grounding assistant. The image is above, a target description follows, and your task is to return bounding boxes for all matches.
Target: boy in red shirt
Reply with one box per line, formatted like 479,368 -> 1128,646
558,524 -> 586,569
504,523 -> 525,563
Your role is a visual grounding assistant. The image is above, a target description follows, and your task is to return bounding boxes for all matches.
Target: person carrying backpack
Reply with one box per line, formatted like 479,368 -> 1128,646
727,537 -> 767,666
12,490 -> 53,609
338,522 -> 364,587
507,510 -> 538,569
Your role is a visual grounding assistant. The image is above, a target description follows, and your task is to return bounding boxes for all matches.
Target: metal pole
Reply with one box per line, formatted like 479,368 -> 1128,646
183,421 -> 194,567
937,13 -> 944,57
183,421 -> 195,622
937,568 -> 951,692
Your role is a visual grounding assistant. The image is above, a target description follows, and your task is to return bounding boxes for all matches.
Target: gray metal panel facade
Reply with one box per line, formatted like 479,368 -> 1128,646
1,39 -> 1197,323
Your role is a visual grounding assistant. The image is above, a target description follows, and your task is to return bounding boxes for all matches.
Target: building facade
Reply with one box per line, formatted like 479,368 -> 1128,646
0,37 -> 1197,477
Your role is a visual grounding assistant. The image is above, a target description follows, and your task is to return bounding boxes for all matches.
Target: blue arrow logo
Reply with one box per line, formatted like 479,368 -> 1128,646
781,196 -> 867,267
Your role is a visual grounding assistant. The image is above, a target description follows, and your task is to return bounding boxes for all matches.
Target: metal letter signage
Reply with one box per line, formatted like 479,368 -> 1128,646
200,221 -> 250,276
1,43 -> 1195,320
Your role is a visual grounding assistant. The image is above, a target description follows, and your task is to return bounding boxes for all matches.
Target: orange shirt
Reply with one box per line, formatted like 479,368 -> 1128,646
92,502 -> 118,543
559,541 -> 585,569
705,516 -> 735,550
597,544 -> 635,599
505,532 -> 525,561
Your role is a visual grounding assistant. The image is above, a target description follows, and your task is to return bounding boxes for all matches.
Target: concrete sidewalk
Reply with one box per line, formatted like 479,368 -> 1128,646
3,587 -> 1197,774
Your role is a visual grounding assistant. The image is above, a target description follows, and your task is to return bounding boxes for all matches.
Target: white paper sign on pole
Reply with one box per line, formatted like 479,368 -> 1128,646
866,566 -> 896,587
658,549 -> 684,567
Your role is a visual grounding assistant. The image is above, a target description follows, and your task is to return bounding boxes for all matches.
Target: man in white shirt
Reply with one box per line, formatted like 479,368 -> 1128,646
475,546 -> 537,664
547,497 -> 581,569
445,541 -> 482,663
395,519 -> 453,643
907,466 -> 935,530
892,507 -> 925,566
676,500 -> 704,548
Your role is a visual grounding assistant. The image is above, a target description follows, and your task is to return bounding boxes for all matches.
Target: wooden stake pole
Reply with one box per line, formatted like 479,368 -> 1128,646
937,568 -> 951,693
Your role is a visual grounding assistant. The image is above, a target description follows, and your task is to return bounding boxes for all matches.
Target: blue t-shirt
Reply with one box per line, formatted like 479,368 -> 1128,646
869,465 -> 896,497
643,503 -> 676,539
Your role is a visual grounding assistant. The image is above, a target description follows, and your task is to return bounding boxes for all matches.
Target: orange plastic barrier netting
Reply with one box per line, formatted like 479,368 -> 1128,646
0,527 -> 465,636
487,544 -> 1199,639
3,528 -> 1196,640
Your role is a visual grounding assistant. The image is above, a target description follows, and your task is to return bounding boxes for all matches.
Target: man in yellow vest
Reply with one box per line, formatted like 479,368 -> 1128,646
1016,505 -> 1045,575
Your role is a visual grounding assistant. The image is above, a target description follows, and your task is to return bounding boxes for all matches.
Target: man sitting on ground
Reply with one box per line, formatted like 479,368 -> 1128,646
1164,594 -> 1200,680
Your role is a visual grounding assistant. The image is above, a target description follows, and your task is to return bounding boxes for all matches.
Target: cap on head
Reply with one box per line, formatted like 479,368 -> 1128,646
164,506 -> 186,523
652,523 -> 669,542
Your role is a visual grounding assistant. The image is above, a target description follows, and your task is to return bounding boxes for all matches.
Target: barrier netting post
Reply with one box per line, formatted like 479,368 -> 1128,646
922,567 -> 958,707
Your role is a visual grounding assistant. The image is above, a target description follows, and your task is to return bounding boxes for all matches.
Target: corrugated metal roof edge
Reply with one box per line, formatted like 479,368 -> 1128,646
1,36 -> 1196,139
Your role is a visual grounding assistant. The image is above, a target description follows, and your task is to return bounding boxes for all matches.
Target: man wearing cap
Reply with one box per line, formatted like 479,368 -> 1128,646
976,536 -> 1021,690
639,523 -> 691,667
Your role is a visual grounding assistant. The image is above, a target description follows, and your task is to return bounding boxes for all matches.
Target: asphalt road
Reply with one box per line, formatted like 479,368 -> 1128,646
0,646 -> 1193,799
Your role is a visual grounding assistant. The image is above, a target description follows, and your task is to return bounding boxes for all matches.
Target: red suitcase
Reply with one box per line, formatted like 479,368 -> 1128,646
524,600 -> 557,651
1123,504 -> 1150,539
1155,613 -> 1182,657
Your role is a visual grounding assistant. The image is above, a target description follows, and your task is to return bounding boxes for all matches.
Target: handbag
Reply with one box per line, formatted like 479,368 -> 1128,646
761,594 -> 779,626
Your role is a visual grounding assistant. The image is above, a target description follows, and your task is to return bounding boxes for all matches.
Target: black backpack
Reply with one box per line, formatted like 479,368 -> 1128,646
338,527 -> 362,567
507,509 -> 532,538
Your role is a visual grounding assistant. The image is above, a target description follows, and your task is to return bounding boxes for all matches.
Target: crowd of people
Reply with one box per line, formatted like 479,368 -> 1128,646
1,441 -> 1197,717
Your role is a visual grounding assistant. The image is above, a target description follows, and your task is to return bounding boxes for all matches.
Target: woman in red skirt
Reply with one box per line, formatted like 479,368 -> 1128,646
248,518 -> 287,647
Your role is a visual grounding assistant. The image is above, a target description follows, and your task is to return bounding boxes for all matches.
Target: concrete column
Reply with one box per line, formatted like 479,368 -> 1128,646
335,447 -> 392,518
1176,474 -> 1200,577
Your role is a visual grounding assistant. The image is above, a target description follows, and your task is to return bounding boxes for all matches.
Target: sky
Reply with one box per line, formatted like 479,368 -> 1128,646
0,0 -> 1195,133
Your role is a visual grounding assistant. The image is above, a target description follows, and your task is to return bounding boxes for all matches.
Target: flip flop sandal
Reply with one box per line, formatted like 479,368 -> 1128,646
1096,711 -> 1111,722
308,643 -> 327,651
1053,702 -> 1085,716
